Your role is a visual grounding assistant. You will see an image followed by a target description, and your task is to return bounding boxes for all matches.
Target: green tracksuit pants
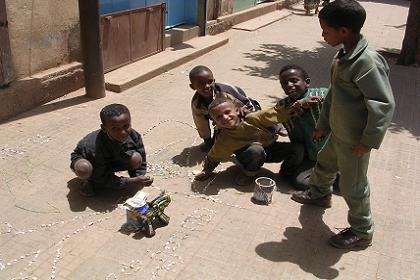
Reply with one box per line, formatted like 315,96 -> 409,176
309,134 -> 374,239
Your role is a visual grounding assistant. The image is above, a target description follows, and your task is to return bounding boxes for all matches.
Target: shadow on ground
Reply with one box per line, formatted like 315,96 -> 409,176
234,42 -> 334,85
387,64 -> 420,139
66,178 -> 141,212
171,144 -> 205,167
239,43 -> 420,138
358,0 -> 410,7
2,94 -> 94,124
191,165 -> 293,195
256,205 -> 346,279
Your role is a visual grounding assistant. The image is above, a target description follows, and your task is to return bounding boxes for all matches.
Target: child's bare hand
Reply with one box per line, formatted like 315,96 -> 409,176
312,129 -> 327,143
129,175 -> 154,186
301,96 -> 323,108
352,143 -> 371,157
194,171 -> 212,181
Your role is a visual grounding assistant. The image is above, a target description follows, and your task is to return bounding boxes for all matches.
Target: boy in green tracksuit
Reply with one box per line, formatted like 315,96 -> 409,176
291,0 -> 395,249
277,64 -> 329,190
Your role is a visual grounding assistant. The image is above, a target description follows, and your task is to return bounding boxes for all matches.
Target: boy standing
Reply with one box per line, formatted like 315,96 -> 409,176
277,64 -> 328,190
189,65 -> 261,151
71,104 -> 153,196
291,0 -> 395,249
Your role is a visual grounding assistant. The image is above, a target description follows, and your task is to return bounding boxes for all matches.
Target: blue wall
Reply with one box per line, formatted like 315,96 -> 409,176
99,0 -> 165,15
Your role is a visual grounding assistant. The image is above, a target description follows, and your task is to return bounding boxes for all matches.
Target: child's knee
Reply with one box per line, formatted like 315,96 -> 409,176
129,152 -> 143,169
73,159 -> 93,180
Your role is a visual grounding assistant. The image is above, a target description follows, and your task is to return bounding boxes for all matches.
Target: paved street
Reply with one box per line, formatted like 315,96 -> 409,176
0,1 -> 419,279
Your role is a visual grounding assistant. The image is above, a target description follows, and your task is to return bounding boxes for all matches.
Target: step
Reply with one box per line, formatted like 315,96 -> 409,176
165,25 -> 201,48
232,9 -> 292,31
105,35 -> 229,92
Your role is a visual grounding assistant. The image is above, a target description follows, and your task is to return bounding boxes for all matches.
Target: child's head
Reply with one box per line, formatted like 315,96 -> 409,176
318,0 -> 366,46
208,97 -> 241,129
279,65 -> 310,101
189,65 -> 215,99
100,103 -> 132,143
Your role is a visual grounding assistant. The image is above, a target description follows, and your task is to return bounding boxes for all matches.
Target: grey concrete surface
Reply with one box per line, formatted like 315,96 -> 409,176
0,1 -> 419,279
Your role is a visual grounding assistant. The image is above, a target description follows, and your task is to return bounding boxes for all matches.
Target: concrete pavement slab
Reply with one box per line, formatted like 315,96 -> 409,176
0,1 -> 419,279
232,10 -> 292,32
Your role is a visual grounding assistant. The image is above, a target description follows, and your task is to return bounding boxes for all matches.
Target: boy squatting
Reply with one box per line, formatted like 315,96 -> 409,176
189,65 -> 261,151
70,104 -> 154,196
194,96 -> 322,185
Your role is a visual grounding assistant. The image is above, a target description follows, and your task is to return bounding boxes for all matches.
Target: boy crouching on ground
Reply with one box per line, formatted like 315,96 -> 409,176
194,97 -> 320,186
189,65 -> 261,151
277,64 -> 329,190
70,103 -> 153,196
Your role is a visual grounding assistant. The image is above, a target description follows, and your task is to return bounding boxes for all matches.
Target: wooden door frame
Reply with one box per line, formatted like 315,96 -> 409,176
0,0 -> 14,86
78,0 -> 106,98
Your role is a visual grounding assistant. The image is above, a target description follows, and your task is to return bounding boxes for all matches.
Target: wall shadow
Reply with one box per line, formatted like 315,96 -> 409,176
255,205 -> 345,279
66,178 -> 141,213
2,94 -> 94,124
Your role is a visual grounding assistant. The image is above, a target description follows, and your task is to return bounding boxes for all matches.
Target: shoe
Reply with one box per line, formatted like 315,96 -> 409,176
291,189 -> 331,208
328,228 -> 372,249
79,181 -> 96,197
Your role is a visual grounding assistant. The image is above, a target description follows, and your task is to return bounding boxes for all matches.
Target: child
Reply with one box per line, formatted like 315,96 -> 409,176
304,0 -> 321,15
70,104 -> 154,196
189,65 -> 261,152
277,64 -> 328,190
194,97 -> 320,185
291,0 -> 395,249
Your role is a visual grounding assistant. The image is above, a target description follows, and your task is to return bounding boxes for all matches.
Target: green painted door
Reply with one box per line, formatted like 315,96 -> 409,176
232,0 -> 256,13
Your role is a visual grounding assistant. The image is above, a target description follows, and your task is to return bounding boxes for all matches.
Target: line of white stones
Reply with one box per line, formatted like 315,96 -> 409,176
0,134 -> 51,160
104,208 -> 215,280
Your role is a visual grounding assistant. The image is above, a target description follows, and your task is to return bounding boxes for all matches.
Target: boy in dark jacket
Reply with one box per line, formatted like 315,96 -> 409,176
71,104 -> 153,196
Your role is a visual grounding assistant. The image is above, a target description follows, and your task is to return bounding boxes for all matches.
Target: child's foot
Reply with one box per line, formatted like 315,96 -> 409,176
200,138 -> 214,152
291,189 -> 331,208
80,181 -> 96,197
328,228 -> 372,249
235,174 -> 254,186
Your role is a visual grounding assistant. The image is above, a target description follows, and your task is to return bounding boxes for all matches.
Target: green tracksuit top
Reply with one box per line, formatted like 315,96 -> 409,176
317,35 -> 395,149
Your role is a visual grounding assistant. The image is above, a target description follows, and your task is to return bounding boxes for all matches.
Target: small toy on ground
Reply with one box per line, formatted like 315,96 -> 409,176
121,190 -> 171,237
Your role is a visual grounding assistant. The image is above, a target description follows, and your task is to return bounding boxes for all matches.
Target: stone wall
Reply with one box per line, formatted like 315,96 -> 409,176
0,1 -> 83,123
5,0 -> 81,78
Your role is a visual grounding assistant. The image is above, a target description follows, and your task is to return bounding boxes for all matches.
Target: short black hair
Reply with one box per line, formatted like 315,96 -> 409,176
279,64 -> 310,80
319,0 -> 366,34
208,97 -> 236,114
100,103 -> 130,125
189,65 -> 213,82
